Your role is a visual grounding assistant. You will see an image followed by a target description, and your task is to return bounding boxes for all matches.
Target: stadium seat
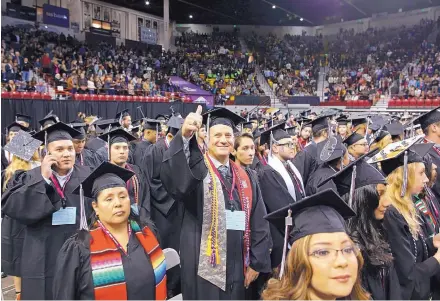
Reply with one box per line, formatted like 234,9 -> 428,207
408,98 -> 417,107
1,92 -> 11,99
21,92 -> 31,99
10,91 -> 21,99
424,98 -> 432,108
416,98 -> 425,108
432,98 -> 440,107
30,92 -> 42,99
91,94 -> 99,101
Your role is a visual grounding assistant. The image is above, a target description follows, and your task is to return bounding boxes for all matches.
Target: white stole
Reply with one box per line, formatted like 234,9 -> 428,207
268,155 -> 297,201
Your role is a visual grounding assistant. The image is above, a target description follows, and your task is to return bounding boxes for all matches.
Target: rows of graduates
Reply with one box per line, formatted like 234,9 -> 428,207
1,105 -> 440,300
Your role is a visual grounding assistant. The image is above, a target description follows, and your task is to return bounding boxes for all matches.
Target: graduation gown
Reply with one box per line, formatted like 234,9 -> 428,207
305,164 -> 338,196
160,132 -> 272,300
292,141 -> 317,185
52,231 -> 156,300
132,140 -> 153,170
125,163 -> 151,218
250,155 -> 266,177
361,259 -> 402,300
75,148 -> 104,169
85,137 -> 106,152
1,165 -> 92,300
383,206 -> 440,300
1,170 -> 27,276
427,146 -> 440,201
1,149 -> 8,170
258,164 -> 302,268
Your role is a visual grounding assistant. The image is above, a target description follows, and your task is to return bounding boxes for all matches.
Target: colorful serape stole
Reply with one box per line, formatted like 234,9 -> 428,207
90,221 -> 167,300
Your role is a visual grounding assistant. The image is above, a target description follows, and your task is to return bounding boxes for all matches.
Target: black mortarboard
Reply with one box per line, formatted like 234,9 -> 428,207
131,119 -> 142,128
155,114 -> 167,121
202,107 -> 245,129
242,121 -> 254,130
412,107 -> 440,130
264,188 -> 355,243
295,116 -> 311,124
4,130 -> 42,161
260,122 -> 289,147
318,136 -> 347,163
318,151 -> 386,203
300,109 -> 311,117
337,118 -> 348,126
73,161 -> 134,199
15,114 -> 31,125
115,109 -> 130,120
69,122 -> 87,140
143,118 -> 161,130
33,122 -> 80,145
253,130 -> 262,140
384,122 -> 404,137
285,126 -> 297,136
7,122 -> 29,133
38,111 -> 60,127
343,132 -> 364,147
98,128 -> 136,145
95,119 -> 121,134
350,116 -> 368,128
166,116 -> 184,135
308,115 -> 329,133
373,130 -> 390,143
249,114 -> 259,122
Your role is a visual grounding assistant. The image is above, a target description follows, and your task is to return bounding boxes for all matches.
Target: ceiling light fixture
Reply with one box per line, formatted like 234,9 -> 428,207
189,14 -> 193,19
145,0 -> 150,5
272,5 -> 276,9
300,18 -> 303,21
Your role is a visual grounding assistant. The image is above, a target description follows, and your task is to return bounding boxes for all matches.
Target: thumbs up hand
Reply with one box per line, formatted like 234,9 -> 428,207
182,105 -> 203,139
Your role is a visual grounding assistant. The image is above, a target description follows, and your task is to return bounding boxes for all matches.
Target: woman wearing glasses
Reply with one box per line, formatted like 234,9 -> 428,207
262,189 -> 370,300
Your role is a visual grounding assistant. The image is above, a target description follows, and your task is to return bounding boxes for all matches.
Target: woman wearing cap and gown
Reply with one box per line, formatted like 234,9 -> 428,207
262,189 -> 370,300
320,156 -> 402,299
52,162 -> 167,300
369,142 -> 440,300
1,123 -> 92,300
305,137 -> 348,195
160,108 -> 272,300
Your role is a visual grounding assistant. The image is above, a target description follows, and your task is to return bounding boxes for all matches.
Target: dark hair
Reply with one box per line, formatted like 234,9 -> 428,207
344,184 -> 393,273
313,128 -> 328,138
234,132 -> 254,150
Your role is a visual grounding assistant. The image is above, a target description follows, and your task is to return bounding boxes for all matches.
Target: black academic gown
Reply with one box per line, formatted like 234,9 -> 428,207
85,137 -> 106,152
1,165 -> 92,300
292,141 -> 317,185
1,170 -> 27,276
75,148 -> 104,169
258,164 -> 302,268
52,230 -> 156,300
361,258 -> 402,300
160,132 -> 272,300
125,163 -> 151,219
305,164 -> 338,196
250,155 -> 265,177
132,140 -> 153,169
383,206 -> 440,300
1,149 -> 8,171
428,146 -> 440,202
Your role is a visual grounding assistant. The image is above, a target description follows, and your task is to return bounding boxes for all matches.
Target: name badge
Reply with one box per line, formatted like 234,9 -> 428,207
226,210 -> 245,231
52,207 -> 76,225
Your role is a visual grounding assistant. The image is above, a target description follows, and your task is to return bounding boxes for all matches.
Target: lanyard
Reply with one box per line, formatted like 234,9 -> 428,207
97,220 -> 132,256
164,137 -> 170,149
206,156 -> 237,202
285,163 -> 305,198
50,173 -> 71,208
77,153 -> 84,166
124,164 -> 139,205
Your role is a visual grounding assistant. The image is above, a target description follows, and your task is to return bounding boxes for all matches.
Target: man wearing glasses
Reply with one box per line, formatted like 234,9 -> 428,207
258,122 -> 306,270
343,132 -> 370,161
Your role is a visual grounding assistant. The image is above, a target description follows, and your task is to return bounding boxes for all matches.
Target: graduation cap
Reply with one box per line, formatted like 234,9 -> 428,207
264,188 -> 355,278
242,121 -> 254,130
337,118 -> 349,126
285,126 -> 297,136
7,122 -> 29,134
367,136 -> 425,196
412,106 -> 440,130
166,115 -> 184,136
308,115 -> 329,133
143,118 -> 162,130
318,151 -> 386,206
15,113 -> 31,125
318,136 -> 347,164
95,119 -> 120,134
68,122 -> 87,140
350,116 -> 368,128
38,110 -> 60,128
115,109 -> 130,120
384,122 -> 404,137
343,132 -> 364,147
202,107 -> 245,129
98,128 -> 137,160
300,109 -> 311,118
260,122 -> 289,147
155,114 -> 167,121
33,122 -> 80,145
295,116 -> 311,124
131,119 -> 142,128
373,130 -> 390,143
249,114 -> 259,122
72,162 -> 135,231
4,130 -> 42,161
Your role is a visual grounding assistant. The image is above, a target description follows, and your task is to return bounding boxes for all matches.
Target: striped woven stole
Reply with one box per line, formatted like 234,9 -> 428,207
90,221 -> 167,300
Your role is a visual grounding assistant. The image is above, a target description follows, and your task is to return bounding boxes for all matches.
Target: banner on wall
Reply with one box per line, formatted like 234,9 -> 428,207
111,10 -> 121,38
140,26 -> 157,44
43,4 -> 70,28
6,3 -> 37,21
169,76 -> 214,108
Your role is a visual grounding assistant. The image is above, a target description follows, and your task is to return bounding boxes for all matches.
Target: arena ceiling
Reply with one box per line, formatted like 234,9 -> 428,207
103,0 -> 440,26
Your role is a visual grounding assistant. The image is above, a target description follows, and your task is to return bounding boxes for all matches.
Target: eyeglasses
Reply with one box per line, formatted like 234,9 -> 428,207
277,142 -> 295,149
353,143 -> 369,147
309,246 -> 359,261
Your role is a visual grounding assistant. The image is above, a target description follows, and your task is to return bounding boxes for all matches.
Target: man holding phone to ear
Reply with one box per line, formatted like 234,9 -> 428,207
1,122 -> 92,300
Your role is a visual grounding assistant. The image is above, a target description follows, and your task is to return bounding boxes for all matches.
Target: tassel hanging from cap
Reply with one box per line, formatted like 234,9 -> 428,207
401,151 -> 408,197
279,208 -> 292,280
206,113 -> 211,144
156,123 -> 159,143
44,131 -> 48,153
348,165 -> 357,208
106,125 -> 111,161
269,131 -> 274,157
79,184 -> 88,231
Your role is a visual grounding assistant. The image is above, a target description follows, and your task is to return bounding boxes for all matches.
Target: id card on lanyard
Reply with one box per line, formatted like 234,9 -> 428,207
50,174 -> 76,225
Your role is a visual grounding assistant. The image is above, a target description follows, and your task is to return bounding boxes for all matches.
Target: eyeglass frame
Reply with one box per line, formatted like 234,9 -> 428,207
308,245 -> 360,261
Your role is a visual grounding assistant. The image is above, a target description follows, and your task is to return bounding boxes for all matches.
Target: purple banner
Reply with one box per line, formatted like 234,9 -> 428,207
170,76 -> 214,108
